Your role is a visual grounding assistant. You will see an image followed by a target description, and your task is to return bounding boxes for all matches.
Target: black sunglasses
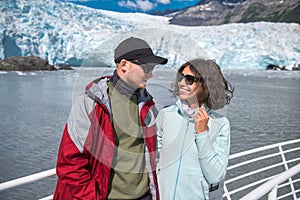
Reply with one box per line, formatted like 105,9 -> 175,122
177,72 -> 202,85
130,60 -> 155,74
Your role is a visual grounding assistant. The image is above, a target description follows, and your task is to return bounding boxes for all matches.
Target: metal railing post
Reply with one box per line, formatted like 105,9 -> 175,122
268,185 -> 277,200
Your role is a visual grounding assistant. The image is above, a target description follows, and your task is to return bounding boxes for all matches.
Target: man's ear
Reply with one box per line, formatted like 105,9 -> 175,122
120,59 -> 128,73
116,59 -> 128,75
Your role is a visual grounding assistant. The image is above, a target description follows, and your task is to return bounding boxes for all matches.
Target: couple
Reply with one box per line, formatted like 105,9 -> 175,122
53,37 -> 234,200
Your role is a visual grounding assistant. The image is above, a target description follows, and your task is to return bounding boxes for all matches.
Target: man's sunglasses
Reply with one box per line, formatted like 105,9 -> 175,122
177,72 -> 202,85
130,60 -> 155,74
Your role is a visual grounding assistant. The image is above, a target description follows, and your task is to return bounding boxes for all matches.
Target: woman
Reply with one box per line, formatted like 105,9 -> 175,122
156,58 -> 234,200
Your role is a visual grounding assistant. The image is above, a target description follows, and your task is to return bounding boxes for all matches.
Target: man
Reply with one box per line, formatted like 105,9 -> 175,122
53,37 -> 168,200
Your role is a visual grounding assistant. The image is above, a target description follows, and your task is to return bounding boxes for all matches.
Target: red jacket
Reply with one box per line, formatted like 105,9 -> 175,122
54,77 -> 159,200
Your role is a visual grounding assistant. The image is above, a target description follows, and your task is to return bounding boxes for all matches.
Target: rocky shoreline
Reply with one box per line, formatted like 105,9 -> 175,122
1,56 -> 299,71
266,64 -> 300,71
0,56 -> 73,71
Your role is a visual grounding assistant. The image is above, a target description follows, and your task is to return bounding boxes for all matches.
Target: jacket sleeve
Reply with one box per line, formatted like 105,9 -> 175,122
54,95 -> 100,200
194,117 -> 230,184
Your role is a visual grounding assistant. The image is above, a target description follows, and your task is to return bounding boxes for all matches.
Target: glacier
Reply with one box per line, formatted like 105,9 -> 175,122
0,0 -> 300,69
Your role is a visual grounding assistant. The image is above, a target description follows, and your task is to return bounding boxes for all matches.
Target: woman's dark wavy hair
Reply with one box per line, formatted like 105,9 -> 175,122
172,60 -> 234,109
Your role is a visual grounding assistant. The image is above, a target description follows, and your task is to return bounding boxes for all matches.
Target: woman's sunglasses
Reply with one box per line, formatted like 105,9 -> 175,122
177,72 -> 202,85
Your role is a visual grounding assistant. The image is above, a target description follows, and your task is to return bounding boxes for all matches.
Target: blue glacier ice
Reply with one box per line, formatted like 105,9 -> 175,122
0,0 -> 299,69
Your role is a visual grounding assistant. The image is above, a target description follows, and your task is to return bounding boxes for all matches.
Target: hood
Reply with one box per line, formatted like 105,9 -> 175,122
85,76 -> 111,112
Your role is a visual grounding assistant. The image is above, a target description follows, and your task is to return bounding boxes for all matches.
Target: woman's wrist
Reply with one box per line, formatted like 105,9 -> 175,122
195,129 -> 207,134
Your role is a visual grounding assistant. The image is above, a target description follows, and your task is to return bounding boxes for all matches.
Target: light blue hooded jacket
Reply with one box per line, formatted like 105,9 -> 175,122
156,100 -> 230,200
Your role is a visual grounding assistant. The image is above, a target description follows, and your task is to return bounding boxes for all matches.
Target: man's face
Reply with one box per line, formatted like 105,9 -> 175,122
123,60 -> 154,89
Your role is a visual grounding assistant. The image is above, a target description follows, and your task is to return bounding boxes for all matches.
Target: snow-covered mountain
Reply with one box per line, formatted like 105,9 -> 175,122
1,0 -> 300,69
169,0 -> 300,26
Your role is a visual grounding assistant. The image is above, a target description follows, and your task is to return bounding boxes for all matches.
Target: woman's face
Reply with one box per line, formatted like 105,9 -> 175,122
177,65 -> 203,108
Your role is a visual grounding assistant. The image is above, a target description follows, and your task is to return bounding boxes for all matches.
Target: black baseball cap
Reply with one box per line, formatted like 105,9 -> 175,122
114,37 -> 168,65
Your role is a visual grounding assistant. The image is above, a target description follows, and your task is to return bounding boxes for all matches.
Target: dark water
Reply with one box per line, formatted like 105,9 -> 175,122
0,68 -> 299,199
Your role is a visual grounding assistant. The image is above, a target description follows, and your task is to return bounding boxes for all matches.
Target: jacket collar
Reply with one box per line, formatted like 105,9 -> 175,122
176,99 -> 210,121
85,76 -> 153,111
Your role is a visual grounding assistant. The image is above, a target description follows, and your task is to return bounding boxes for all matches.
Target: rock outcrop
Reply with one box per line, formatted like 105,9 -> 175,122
0,56 -> 56,71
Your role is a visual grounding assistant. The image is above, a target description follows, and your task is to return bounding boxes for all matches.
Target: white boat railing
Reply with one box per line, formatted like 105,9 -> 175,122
223,138 -> 300,200
0,138 -> 300,200
240,163 -> 300,200
0,169 -> 56,192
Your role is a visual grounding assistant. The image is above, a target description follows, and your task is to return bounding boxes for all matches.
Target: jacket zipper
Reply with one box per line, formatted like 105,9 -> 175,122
173,120 -> 189,200
200,180 -> 206,200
